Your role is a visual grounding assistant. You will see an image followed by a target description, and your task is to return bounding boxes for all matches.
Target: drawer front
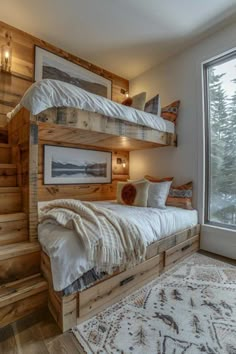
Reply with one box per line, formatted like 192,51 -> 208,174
165,234 -> 200,268
79,254 -> 160,317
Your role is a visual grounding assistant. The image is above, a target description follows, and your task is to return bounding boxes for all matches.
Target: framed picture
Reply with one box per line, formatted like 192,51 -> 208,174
34,46 -> 112,99
44,145 -> 112,185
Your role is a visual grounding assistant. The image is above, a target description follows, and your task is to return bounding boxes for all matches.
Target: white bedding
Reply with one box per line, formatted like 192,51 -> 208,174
7,79 -> 175,133
38,201 -> 198,291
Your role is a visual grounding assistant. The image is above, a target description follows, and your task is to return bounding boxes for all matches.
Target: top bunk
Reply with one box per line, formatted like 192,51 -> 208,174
7,79 -> 177,151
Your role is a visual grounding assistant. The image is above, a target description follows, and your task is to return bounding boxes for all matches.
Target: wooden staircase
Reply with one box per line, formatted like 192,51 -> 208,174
0,127 -> 48,328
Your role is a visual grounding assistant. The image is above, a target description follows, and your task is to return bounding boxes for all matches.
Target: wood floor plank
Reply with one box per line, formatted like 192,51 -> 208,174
0,325 -> 18,354
12,310 -> 50,354
46,332 -> 84,354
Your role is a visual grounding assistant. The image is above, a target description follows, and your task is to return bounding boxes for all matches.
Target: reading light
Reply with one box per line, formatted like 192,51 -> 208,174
1,32 -> 12,73
120,88 -> 129,98
116,157 -> 127,168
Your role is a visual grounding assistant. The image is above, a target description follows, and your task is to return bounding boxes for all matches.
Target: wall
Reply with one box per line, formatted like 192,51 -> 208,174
0,21 -> 129,127
129,22 -> 236,259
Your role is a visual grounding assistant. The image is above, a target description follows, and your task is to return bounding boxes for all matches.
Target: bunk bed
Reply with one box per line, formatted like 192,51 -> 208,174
7,79 -> 200,332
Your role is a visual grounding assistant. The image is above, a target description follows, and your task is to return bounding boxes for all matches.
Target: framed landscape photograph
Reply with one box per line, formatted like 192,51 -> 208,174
34,46 -> 112,98
44,145 -> 112,185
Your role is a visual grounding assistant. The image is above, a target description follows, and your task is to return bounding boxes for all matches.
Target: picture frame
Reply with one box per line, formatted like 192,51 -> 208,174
34,46 -> 112,99
43,145 -> 112,185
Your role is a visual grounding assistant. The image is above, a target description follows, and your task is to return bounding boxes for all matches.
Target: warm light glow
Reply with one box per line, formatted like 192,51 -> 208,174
122,159 -> 126,168
1,43 -> 12,72
125,92 -> 129,98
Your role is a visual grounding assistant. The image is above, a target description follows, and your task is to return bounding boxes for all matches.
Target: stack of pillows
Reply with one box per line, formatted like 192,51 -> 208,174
117,176 -> 193,210
122,92 -> 180,125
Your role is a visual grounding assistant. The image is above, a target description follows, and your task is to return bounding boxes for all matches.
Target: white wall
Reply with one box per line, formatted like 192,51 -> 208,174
129,22 -> 236,259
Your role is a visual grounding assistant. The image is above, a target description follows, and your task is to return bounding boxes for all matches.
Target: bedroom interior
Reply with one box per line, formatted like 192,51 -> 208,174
0,1 -> 236,353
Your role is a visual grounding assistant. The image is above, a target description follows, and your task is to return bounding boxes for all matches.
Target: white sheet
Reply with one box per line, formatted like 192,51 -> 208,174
7,79 -> 175,133
38,201 -> 198,291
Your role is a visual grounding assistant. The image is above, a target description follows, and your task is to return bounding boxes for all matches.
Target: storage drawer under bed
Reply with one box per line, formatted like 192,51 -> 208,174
78,254 -> 161,319
164,234 -> 200,268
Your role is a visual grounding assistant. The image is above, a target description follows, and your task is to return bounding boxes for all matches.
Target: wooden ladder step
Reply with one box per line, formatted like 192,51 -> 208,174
0,164 -> 17,187
0,143 -> 11,164
0,212 -> 28,246
0,212 -> 26,223
0,187 -> 21,214
0,242 -> 41,284
0,274 -> 48,328
0,241 -> 40,261
0,128 -> 8,144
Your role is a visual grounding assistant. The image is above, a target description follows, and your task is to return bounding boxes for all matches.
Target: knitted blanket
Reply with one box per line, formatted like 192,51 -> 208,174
40,199 -> 146,273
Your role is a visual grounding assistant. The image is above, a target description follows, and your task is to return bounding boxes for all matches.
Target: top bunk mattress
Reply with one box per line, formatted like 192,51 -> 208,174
7,79 -> 175,134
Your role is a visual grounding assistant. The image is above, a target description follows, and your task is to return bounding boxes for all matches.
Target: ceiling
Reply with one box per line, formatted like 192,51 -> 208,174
1,0 -> 236,79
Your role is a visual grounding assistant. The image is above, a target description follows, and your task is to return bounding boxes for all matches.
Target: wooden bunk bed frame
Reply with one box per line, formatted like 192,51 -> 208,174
8,106 -> 200,332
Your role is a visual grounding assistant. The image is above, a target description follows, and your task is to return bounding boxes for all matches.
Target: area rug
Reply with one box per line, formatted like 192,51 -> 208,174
72,253 -> 236,354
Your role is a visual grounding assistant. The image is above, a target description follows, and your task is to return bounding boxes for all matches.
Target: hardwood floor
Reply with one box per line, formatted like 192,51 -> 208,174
0,251 -> 235,354
0,309 -> 85,354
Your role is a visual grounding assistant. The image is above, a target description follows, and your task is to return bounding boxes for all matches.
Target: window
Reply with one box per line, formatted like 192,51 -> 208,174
204,50 -> 236,228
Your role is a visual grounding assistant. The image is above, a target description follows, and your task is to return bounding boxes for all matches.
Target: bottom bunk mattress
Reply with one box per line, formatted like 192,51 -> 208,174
38,201 -> 198,293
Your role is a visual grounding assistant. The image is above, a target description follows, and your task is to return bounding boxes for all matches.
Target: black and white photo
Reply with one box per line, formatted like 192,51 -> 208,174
44,145 -> 112,184
34,46 -> 112,98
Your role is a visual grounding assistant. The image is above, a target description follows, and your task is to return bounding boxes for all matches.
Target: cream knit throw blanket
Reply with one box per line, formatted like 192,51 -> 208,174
40,199 -> 146,273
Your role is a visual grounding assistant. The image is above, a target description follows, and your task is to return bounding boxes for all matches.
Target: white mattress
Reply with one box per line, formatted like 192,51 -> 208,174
7,79 -> 175,133
38,201 -> 198,291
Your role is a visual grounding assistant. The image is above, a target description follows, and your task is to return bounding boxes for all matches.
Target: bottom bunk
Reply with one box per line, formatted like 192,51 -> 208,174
41,224 -> 200,332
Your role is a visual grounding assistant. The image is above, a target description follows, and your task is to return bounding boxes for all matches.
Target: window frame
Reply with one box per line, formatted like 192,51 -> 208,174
203,49 -> 236,230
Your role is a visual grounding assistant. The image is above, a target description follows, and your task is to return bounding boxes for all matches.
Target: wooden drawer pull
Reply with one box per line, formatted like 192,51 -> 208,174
181,244 -> 191,252
120,275 -> 135,286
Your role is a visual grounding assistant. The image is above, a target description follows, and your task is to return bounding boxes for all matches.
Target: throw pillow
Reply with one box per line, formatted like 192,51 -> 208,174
147,181 -> 172,209
121,92 -> 147,111
117,180 -> 149,207
144,175 -> 174,183
161,100 -> 180,124
166,181 -> 193,210
144,94 -> 161,116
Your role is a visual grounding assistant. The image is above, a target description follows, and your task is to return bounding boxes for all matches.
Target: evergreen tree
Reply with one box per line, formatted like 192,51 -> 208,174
222,87 -> 236,197
208,68 -> 227,199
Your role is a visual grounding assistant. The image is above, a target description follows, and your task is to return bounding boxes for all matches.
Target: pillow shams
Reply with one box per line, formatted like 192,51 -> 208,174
147,181 -> 172,209
144,94 -> 161,116
166,181 -> 193,210
117,181 -> 149,207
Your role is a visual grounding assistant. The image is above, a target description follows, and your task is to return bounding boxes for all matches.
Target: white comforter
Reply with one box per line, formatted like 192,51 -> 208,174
38,201 -> 198,291
7,79 -> 174,133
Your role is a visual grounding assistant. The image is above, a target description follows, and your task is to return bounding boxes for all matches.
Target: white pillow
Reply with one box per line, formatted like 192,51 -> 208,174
147,181 -> 172,209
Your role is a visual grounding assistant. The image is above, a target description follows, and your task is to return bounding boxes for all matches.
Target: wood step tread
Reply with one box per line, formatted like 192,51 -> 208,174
0,242 -> 41,261
0,274 -> 48,308
0,143 -> 11,148
0,213 -> 26,223
0,187 -> 20,193
0,164 -> 16,169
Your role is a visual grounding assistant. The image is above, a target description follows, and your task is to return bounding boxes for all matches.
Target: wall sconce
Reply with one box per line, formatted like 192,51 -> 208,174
116,157 -> 126,168
1,32 -> 12,73
120,88 -> 129,98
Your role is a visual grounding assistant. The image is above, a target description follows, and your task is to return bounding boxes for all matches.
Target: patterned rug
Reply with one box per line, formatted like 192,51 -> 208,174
72,253 -> 236,354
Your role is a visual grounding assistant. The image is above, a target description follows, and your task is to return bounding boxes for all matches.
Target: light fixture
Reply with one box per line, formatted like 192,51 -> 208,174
116,157 -> 127,168
120,88 -> 129,98
1,32 -> 12,73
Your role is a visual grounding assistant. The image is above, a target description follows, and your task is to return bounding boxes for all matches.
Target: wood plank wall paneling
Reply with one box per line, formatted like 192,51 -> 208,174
0,21 -> 129,127
37,140 -> 129,202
